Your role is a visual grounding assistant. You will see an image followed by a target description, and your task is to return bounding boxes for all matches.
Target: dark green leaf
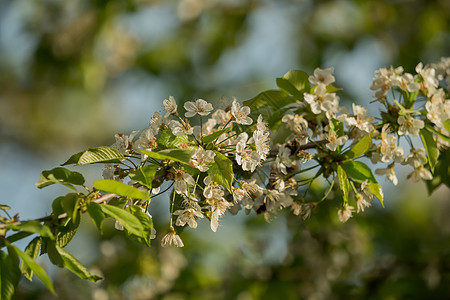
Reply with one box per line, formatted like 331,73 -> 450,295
342,132 -> 373,159
0,232 -> 33,249
125,206 -> 153,247
202,126 -> 232,145
157,129 -> 191,149
425,124 -> 450,143
420,128 -> 439,173
5,221 -> 54,239
141,149 -> 193,165
12,245 -> 55,294
337,166 -> 350,203
55,214 -> 80,248
208,151 -> 234,192
0,249 -> 21,300
62,146 -> 124,166
276,70 -> 310,99
87,202 -> 105,234
341,161 -> 377,183
46,240 -> 65,268
55,246 -> 103,282
20,237 -> 41,281
100,204 -> 145,237
61,193 -> 80,223
425,148 -> 450,195
0,204 -> 11,210
94,180 -> 149,200
36,167 -> 85,191
129,165 -> 159,189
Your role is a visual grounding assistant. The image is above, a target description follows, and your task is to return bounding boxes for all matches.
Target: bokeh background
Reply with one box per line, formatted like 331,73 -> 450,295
1,0 -> 449,299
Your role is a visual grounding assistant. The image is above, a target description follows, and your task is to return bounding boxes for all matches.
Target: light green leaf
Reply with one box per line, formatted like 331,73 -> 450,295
87,202 -> 105,234
55,246 -> 103,282
36,167 -> 85,191
342,132 -> 373,159
0,204 -> 11,210
12,245 -> 55,295
94,180 -> 149,200
341,161 -> 377,183
5,221 -> 54,240
0,249 -> 21,300
337,166 -> 350,203
425,148 -> 450,195
276,70 -> 310,99
367,182 -> 384,207
425,124 -> 450,143
207,151 -> 234,192
129,165 -> 159,189
100,204 -> 145,237
62,146 -> 124,166
444,119 -> 450,132
20,237 -> 41,281
157,129 -> 191,149
420,129 -> 439,173
125,206 -> 153,247
243,90 -> 294,111
141,149 -> 193,165
202,126 -> 232,145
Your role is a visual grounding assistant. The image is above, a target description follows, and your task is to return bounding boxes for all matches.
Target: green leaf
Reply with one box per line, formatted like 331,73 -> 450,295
425,148 -> 450,195
55,214 -> 80,248
87,202 -> 105,234
100,204 -> 145,237
62,146 -> 124,166
36,167 -> 85,191
342,132 -> 373,159
207,151 -> 234,192
444,119 -> 450,132
0,249 -> 21,300
129,165 -> 159,189
11,245 -> 55,295
5,221 -> 54,239
341,161 -> 377,183
420,128 -> 439,173
0,232 -> 33,249
61,193 -> 81,223
402,90 -> 418,109
425,124 -> 450,143
0,204 -> 11,210
125,206 -> 153,247
337,166 -> 350,203
367,182 -> 384,207
276,70 -> 310,99
20,237 -> 41,281
243,90 -> 294,111
141,149 -> 193,165
202,126 -> 232,145
55,246 -> 103,282
46,240 -> 65,268
157,129 -> 191,149
94,180 -> 149,200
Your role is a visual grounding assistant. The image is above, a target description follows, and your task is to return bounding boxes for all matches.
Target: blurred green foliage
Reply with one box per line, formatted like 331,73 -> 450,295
1,0 -> 449,299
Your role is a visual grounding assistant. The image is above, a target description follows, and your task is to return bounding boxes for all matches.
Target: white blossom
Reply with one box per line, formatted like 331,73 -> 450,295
161,227 -> 184,247
111,131 -> 139,155
356,193 -> 371,213
163,96 -> 178,120
326,132 -> 348,151
345,104 -> 375,133
184,99 -> 213,118
231,99 -> 252,125
173,208 -> 204,228
402,148 -> 427,168
169,120 -> 193,136
309,67 -> 335,88
173,169 -> 195,195
397,115 -> 424,137
337,205 -> 354,223
275,145 -> 293,175
304,84 -> 339,116
375,164 -> 398,186
407,165 -> 433,182
190,148 -> 216,172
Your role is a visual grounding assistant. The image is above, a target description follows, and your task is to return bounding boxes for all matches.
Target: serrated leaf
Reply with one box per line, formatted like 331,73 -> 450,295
36,167 -> 85,191
129,165 -> 159,189
341,161 -> 376,183
141,149 -> 193,165
11,245 -> 55,295
55,214 -> 80,248
46,240 -> 65,268
55,246 -> 103,282
343,132 -> 373,159
157,129 -> 191,149
1,249 -> 21,300
94,180 -> 149,200
202,126 -> 232,145
125,206 -> 153,247
420,128 -> 439,173
87,202 -> 105,234
20,237 -> 41,281
5,221 -> 54,239
61,193 -> 80,223
337,166 -> 350,203
100,204 -> 145,237
367,182 -> 384,207
62,146 -> 124,166
207,151 -> 234,192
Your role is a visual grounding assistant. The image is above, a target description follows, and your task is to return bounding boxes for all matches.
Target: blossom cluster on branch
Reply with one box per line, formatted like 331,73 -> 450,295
0,57 -> 449,298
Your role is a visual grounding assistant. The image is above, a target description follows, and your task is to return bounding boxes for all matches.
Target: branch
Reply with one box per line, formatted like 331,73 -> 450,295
0,193 -> 117,230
